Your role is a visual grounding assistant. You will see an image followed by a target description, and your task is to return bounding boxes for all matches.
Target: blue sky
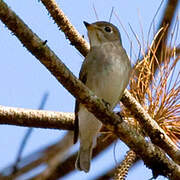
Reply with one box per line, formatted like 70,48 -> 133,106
0,0 -> 179,179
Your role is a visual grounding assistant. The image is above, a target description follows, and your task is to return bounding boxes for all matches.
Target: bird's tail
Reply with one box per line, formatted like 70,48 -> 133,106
75,145 -> 93,173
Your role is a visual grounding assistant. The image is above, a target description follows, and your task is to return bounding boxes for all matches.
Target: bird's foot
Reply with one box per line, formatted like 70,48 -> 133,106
116,112 -> 124,121
102,99 -> 110,109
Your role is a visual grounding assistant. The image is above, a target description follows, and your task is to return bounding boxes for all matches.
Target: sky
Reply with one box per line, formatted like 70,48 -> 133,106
0,0 -> 179,179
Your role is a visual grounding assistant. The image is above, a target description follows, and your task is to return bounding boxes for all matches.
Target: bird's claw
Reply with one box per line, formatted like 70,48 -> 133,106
116,112 -> 124,120
102,99 -> 110,109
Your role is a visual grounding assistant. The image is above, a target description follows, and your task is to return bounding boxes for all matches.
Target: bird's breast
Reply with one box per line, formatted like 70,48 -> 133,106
84,43 -> 131,108
86,57 -> 127,108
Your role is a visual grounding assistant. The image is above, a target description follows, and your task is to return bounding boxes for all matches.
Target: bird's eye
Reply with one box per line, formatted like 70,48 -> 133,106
104,26 -> 112,33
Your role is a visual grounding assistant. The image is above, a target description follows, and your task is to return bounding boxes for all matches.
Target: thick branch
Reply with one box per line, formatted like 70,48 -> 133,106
41,0 -> 89,57
122,90 -> 180,164
0,1 -> 179,178
0,105 -> 74,130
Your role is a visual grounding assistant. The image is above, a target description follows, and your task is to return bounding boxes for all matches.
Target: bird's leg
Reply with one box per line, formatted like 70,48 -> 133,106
116,111 -> 124,121
102,99 -> 110,109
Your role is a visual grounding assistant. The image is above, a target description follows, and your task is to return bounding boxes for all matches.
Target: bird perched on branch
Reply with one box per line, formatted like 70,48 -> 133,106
74,21 -> 131,172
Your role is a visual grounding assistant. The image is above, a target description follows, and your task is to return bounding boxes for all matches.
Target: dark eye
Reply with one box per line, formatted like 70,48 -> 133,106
104,26 -> 112,33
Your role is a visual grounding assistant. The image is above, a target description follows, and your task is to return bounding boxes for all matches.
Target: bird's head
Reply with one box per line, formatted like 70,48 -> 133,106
84,21 -> 122,47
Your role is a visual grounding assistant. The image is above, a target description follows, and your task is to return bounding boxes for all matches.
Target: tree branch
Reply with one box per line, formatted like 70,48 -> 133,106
0,105 -> 74,130
114,150 -> 138,180
122,90 -> 180,164
0,1 -> 179,179
40,0 -> 89,57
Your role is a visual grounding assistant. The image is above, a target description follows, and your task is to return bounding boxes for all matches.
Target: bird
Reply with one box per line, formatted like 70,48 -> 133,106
74,21 -> 131,173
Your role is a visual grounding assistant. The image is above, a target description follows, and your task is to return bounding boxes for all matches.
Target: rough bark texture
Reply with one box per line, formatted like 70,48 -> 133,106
41,0 -> 89,57
0,0 -> 179,179
0,105 -> 74,130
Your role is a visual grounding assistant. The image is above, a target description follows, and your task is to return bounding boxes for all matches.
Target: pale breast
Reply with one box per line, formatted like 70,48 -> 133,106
85,43 -> 131,109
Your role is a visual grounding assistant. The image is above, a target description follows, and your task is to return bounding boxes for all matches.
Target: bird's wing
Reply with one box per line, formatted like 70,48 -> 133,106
74,100 -> 80,144
74,62 -> 88,144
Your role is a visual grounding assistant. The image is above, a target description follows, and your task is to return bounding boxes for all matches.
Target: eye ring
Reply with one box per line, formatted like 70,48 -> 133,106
104,26 -> 112,33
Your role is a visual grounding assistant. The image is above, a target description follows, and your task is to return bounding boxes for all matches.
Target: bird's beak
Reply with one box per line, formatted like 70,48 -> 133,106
83,21 -> 90,27
83,21 -> 95,31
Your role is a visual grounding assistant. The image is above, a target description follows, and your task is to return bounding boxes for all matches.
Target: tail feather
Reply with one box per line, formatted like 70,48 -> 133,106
75,146 -> 92,173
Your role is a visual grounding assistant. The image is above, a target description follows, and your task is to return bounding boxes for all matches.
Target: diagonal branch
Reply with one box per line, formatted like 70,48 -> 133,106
122,90 -> 180,164
0,1 -> 179,179
40,0 -> 89,57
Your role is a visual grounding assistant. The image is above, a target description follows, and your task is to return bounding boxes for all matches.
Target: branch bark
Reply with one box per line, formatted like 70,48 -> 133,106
40,0 -> 89,57
0,0 -> 179,179
122,90 -> 180,164
114,150 -> 138,180
0,105 -> 74,130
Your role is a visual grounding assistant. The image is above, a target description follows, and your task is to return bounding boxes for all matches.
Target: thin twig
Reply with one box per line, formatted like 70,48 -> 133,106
3,132 -> 73,179
114,150 -> 137,180
29,131 -> 74,180
13,92 -> 49,172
